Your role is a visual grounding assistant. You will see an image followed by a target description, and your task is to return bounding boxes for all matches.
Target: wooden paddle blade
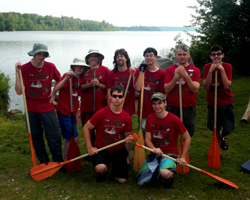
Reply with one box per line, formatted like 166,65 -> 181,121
31,162 -> 64,181
208,128 -> 220,169
67,138 -> 81,173
176,138 -> 190,174
133,129 -> 145,173
200,169 -> 238,189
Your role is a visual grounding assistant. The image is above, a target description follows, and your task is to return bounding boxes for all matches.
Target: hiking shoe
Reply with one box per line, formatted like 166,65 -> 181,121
96,173 -> 106,182
220,137 -> 228,151
163,176 -> 174,189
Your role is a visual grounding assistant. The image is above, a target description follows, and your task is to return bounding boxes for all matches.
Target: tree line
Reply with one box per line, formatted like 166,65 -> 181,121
0,12 -> 116,31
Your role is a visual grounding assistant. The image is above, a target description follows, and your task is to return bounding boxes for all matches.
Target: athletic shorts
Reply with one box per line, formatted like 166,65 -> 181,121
57,113 -> 79,139
168,105 -> 196,137
136,153 -> 178,184
80,111 -> 94,127
92,146 -> 128,179
207,102 -> 236,133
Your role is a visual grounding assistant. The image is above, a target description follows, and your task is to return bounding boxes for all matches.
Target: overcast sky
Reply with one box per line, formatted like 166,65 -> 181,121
0,0 -> 199,27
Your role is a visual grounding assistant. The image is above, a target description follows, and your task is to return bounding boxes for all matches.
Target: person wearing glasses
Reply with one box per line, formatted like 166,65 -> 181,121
15,43 -> 64,166
80,49 -> 110,149
106,48 -> 139,167
83,85 -> 133,183
164,44 -> 200,137
203,45 -> 236,152
53,58 -> 89,161
135,47 -> 165,135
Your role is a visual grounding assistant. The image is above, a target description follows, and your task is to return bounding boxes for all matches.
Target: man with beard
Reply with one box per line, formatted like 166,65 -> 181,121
81,49 -> 109,148
106,48 -> 139,167
164,44 -> 200,137
83,85 -> 133,183
135,47 -> 165,135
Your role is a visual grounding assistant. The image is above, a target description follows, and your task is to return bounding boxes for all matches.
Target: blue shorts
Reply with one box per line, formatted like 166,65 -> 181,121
136,153 -> 178,184
57,113 -> 79,139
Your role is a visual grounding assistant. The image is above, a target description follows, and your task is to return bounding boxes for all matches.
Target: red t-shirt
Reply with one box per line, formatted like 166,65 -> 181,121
203,62 -> 233,106
136,68 -> 165,118
145,112 -> 187,155
164,64 -> 200,107
80,65 -> 109,112
90,106 -> 132,151
106,68 -> 139,115
56,74 -> 81,117
20,61 -> 61,112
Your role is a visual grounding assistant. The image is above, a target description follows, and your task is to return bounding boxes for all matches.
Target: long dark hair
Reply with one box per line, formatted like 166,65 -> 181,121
113,48 -> 131,73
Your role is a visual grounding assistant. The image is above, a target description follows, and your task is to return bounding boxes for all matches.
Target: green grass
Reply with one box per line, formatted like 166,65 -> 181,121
1,77 -> 250,199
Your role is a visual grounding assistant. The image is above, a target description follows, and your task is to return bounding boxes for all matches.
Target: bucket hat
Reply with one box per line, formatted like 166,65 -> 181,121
71,58 -> 90,77
28,43 -> 50,57
85,49 -> 104,62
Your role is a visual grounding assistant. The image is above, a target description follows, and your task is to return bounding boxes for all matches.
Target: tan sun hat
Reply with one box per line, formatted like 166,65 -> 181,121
85,49 -> 104,63
70,58 -> 90,77
28,43 -> 50,57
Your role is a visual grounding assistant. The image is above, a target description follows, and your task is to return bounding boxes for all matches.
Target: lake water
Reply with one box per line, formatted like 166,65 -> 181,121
0,31 -> 195,113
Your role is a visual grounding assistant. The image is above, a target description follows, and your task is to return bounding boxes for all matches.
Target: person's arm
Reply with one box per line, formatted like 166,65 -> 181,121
217,64 -> 231,89
15,62 -> 23,95
203,63 -> 218,90
82,120 -> 97,155
164,68 -> 180,94
145,132 -> 163,155
134,71 -> 144,91
177,131 -> 191,166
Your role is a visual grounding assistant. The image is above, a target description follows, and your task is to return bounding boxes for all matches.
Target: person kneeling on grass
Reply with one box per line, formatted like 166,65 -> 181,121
83,85 -> 133,183
136,92 -> 191,189
53,58 -> 89,161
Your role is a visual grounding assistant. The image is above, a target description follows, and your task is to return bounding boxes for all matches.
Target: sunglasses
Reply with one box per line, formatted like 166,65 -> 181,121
211,52 -> 222,57
112,94 -> 124,99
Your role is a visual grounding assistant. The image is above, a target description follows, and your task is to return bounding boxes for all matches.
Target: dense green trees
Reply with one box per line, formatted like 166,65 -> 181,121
0,12 -> 116,31
189,0 -> 250,76
0,71 -> 11,113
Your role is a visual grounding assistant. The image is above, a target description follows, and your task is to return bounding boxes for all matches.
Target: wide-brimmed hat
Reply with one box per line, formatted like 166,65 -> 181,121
28,43 -> 50,57
151,92 -> 166,101
85,49 -> 104,61
71,58 -> 90,77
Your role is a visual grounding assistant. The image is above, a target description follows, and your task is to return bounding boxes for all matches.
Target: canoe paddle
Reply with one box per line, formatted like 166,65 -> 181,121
30,133 -> 138,181
208,70 -> 220,169
136,143 -> 238,189
133,66 -> 146,173
122,70 -> 134,108
176,77 -> 190,174
18,66 -> 37,167
66,78 -> 81,173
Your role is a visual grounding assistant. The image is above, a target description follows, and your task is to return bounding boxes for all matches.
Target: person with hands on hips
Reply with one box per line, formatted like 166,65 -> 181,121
82,85 -> 133,183
136,92 -> 191,189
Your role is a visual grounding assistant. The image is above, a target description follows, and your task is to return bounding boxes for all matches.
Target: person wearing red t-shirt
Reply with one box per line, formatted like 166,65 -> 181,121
106,48 -> 139,166
15,43 -> 63,165
136,92 -> 191,189
80,49 -> 109,147
135,47 -> 165,134
83,85 -> 133,183
164,44 -> 200,137
54,58 -> 89,161
203,45 -> 236,151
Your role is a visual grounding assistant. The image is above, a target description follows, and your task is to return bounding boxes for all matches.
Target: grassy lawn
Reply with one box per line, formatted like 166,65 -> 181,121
1,77 -> 250,199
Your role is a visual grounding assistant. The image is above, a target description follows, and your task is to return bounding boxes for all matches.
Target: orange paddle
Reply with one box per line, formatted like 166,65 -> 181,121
136,143 -> 238,189
208,70 -> 220,169
31,133 -> 138,181
122,70 -> 134,108
18,66 -> 37,167
133,68 -> 146,173
176,77 -> 190,174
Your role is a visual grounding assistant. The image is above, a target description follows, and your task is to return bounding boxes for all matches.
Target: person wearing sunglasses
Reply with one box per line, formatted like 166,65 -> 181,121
136,92 -> 191,189
53,58 -> 89,161
203,45 -> 236,152
83,85 -> 133,183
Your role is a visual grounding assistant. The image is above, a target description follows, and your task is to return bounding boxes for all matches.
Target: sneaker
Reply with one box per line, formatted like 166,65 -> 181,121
59,166 -> 67,173
96,173 -> 106,182
220,137 -> 228,151
163,176 -> 174,189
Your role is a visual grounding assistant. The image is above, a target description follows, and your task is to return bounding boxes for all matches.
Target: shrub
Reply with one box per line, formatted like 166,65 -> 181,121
0,70 -> 12,113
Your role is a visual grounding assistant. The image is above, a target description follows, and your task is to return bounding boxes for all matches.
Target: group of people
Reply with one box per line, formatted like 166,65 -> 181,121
15,42 -> 235,189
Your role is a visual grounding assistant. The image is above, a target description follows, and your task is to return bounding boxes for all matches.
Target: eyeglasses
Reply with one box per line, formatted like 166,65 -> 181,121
112,94 -> 124,99
116,55 -> 125,59
89,54 -> 99,58
145,54 -> 154,58
211,53 -> 222,57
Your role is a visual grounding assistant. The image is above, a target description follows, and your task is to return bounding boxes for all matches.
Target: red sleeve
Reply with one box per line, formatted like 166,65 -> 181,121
203,63 -> 211,79
145,114 -> 153,132
133,68 -> 140,84
193,67 -> 201,83
89,108 -> 103,127
52,64 -> 61,81
224,63 -> 232,81
164,66 -> 172,84
59,73 -> 68,89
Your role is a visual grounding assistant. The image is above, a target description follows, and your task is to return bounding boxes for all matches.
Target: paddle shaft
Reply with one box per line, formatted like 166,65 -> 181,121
18,67 -> 37,167
214,70 -> 218,129
69,78 -> 74,136
93,70 -> 96,112
140,72 -> 145,127
179,78 -> 183,121
122,71 -> 134,108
